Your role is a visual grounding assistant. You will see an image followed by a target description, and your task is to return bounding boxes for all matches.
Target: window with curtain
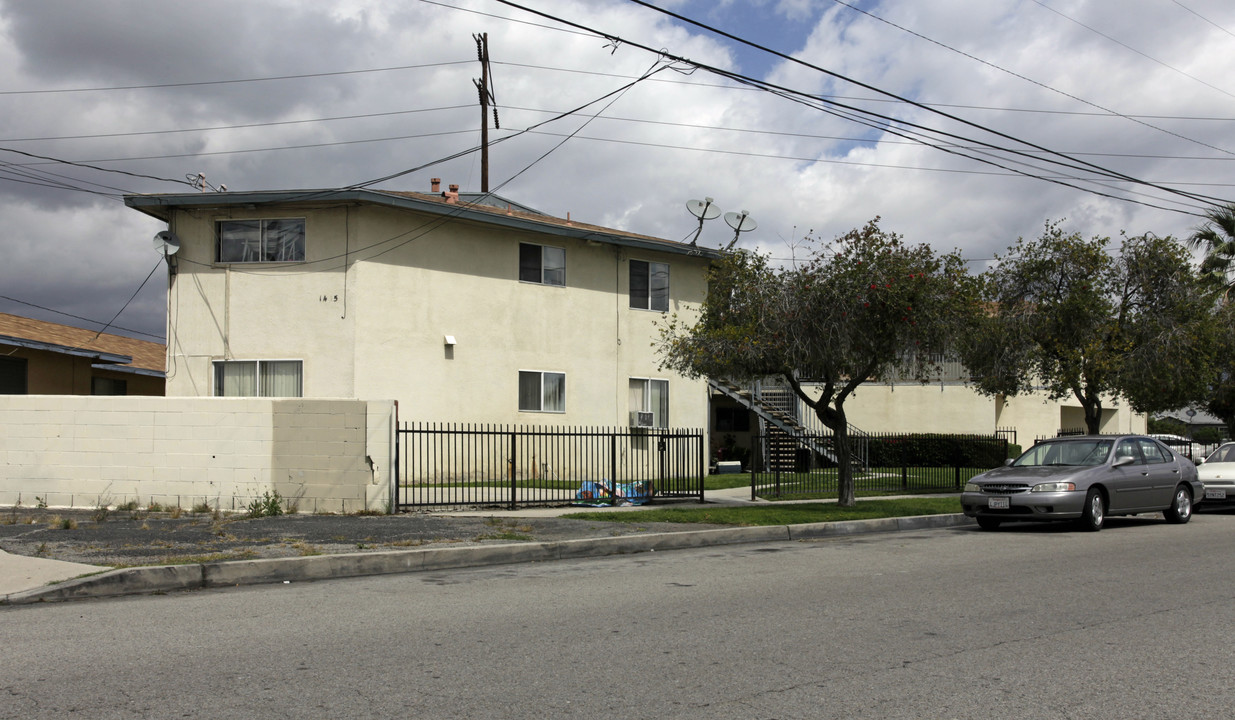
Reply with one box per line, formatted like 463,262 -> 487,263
629,378 -> 669,428
218,218 -> 305,263
519,243 -> 565,286
629,259 -> 669,311
519,370 -> 565,413
214,360 -> 302,397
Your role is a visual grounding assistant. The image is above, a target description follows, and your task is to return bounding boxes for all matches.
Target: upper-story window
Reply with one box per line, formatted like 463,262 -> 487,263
519,243 -> 565,286
630,259 -> 669,311
217,219 -> 305,263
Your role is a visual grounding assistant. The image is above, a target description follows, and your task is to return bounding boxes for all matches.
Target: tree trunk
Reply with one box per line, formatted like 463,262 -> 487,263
816,403 -> 856,507
1074,385 -> 1103,435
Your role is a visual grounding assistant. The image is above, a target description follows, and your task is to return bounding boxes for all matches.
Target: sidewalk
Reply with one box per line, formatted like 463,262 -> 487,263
2,488 -> 969,604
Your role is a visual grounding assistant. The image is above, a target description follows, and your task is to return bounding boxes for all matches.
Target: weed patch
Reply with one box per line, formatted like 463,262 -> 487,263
246,491 -> 285,518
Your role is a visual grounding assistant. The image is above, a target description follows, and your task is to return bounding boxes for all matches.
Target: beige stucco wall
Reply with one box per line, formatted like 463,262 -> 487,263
0,396 -> 395,513
161,203 -> 710,430
711,381 -> 1147,462
996,392 -> 1145,445
842,383 -> 997,434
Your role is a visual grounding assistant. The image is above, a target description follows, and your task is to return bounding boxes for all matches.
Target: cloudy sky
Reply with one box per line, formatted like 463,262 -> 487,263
1,0 -> 1233,342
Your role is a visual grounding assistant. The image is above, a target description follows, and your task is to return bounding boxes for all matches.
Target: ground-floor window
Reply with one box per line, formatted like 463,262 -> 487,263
91,377 -> 128,395
214,360 -> 303,397
519,370 -> 565,413
629,378 -> 669,427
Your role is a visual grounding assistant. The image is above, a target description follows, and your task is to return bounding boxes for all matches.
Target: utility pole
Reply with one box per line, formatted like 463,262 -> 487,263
474,32 -> 499,194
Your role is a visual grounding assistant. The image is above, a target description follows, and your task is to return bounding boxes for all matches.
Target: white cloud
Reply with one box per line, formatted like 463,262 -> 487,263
1,0 -> 1232,337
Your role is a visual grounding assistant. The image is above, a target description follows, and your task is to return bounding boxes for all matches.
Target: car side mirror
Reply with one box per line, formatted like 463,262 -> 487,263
1195,458 -> 1205,466
1003,458 -> 1014,467
1112,456 -> 1135,468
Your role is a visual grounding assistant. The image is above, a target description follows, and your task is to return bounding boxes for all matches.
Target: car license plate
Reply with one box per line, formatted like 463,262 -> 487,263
988,497 -> 1009,510
1206,489 -> 1226,500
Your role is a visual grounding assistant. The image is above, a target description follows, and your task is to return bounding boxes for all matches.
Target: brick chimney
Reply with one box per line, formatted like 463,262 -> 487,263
444,184 -> 460,204
430,178 -> 441,193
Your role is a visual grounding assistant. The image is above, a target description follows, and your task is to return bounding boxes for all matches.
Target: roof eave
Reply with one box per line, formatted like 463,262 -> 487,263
123,190 -> 721,260
92,363 -> 165,378
0,335 -> 132,365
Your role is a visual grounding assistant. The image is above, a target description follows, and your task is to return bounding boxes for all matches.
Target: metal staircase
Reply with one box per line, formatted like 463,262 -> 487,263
709,378 -> 868,471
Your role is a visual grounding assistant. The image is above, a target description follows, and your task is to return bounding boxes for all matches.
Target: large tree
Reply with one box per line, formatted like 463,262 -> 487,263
961,222 -> 1216,434
657,219 -> 977,506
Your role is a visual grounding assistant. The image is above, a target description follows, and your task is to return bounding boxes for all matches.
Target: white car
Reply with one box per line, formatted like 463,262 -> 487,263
1197,442 -> 1235,505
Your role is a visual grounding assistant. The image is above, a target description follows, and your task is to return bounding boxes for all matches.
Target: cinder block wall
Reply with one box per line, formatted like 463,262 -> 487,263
0,396 -> 396,513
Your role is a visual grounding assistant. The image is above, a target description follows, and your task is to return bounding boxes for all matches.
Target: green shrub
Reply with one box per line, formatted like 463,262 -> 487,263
246,491 -> 285,518
865,434 -> 1007,469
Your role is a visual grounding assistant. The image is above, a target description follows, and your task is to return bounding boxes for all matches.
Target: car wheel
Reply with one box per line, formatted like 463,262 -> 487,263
1077,487 -> 1105,532
976,516 -> 1002,531
1163,485 -> 1193,524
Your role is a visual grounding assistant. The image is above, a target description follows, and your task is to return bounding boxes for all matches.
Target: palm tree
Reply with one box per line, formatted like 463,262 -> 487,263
1188,202 -> 1235,295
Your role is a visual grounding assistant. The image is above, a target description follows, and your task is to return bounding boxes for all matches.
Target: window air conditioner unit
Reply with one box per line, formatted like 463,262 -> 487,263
631,411 -> 655,428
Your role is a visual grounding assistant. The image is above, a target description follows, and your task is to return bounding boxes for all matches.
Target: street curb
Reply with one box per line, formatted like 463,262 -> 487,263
3,513 -> 976,604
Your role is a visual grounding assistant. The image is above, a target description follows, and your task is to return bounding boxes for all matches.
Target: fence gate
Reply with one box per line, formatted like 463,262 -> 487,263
396,423 -> 705,510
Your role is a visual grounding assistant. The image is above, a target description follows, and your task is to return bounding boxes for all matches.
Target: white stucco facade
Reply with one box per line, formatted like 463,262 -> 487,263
128,189 -> 713,431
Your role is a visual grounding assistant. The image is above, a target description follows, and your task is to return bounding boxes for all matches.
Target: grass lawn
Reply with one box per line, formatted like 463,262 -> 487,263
562,496 -> 962,526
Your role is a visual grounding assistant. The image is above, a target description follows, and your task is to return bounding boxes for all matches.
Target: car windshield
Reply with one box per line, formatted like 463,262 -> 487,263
1013,440 -> 1113,467
1206,445 -> 1235,464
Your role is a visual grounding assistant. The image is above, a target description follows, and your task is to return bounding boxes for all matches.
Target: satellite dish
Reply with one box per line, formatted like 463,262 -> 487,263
724,210 -> 757,233
153,230 -> 181,257
723,210 -> 757,251
686,197 -> 721,220
685,197 -> 722,247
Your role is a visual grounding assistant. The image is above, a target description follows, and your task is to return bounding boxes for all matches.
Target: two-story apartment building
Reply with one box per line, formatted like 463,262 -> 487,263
124,183 -> 717,431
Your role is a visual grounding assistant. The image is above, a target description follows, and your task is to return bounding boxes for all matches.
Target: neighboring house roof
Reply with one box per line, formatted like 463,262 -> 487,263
124,188 -> 721,260
0,313 -> 165,377
1157,407 -> 1225,426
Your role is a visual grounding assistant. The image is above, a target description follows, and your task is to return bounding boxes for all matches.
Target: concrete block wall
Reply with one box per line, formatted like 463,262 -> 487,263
0,396 -> 396,513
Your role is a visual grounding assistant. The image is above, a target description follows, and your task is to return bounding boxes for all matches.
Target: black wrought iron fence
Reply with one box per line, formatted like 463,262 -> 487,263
750,431 -> 1009,499
396,423 -> 705,510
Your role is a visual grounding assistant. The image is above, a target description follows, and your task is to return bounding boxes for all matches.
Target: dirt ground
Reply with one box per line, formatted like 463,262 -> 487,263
0,507 -> 723,567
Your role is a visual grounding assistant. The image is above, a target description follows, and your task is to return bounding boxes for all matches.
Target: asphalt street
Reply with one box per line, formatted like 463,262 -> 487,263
4,512 -> 1233,719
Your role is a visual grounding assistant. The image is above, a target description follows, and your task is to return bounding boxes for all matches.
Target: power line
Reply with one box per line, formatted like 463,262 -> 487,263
594,0 -> 1230,209
495,60 -> 1235,121
0,61 -> 472,96
0,104 -> 474,143
174,63 -> 676,274
503,105 -> 1235,162
1029,0 -> 1235,102
1171,0 -> 1235,39
0,294 -> 163,341
0,146 -> 194,186
828,0 -> 1234,157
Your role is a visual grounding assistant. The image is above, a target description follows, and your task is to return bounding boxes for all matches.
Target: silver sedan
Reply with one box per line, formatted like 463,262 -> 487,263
961,435 -> 1203,531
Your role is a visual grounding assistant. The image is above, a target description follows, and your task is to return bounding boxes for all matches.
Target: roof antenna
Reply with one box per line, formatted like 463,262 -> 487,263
186,172 -> 227,192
